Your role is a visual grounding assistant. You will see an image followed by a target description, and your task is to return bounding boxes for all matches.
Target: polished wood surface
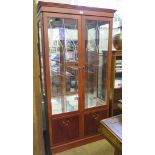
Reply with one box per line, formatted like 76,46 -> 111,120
37,1 -> 116,13
37,1 -> 116,17
84,109 -> 108,136
52,115 -> 80,145
99,115 -> 122,155
38,2 -> 116,153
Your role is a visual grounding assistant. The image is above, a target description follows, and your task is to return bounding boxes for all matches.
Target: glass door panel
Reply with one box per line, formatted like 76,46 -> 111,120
84,19 -> 110,109
48,17 -> 79,114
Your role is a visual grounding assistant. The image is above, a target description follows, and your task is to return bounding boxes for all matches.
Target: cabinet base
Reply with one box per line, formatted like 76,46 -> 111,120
52,134 -> 103,154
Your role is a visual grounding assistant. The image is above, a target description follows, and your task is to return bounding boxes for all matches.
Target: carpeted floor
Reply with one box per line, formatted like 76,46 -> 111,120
54,139 -> 115,155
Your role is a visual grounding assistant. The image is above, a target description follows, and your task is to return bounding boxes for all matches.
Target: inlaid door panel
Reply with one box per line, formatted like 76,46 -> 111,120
84,110 -> 108,136
52,115 -> 79,145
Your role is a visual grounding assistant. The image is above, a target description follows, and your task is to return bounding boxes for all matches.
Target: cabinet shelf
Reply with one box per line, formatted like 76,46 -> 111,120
110,51 -> 122,116
115,71 -> 122,74
52,92 -> 78,98
114,87 -> 122,90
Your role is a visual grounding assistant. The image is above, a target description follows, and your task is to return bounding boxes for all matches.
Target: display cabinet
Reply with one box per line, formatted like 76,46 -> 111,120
110,50 -> 122,116
37,1 -> 115,153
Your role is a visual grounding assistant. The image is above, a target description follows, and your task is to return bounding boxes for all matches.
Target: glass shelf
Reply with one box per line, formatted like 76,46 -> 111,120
85,93 -> 106,108
52,94 -> 78,115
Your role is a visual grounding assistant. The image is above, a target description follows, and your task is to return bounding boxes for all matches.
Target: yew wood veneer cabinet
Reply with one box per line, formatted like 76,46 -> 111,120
37,1 -> 116,154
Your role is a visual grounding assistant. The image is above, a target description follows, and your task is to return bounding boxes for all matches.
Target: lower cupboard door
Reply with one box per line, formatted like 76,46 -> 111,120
84,110 -> 108,136
52,115 -> 79,145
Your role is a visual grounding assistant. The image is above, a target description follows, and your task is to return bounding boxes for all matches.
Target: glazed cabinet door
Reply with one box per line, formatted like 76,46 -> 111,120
43,13 -> 82,115
82,16 -> 112,109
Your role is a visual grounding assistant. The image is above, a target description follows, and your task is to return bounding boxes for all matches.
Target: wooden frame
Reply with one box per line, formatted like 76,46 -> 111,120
37,2 -> 116,154
37,1 -> 115,17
